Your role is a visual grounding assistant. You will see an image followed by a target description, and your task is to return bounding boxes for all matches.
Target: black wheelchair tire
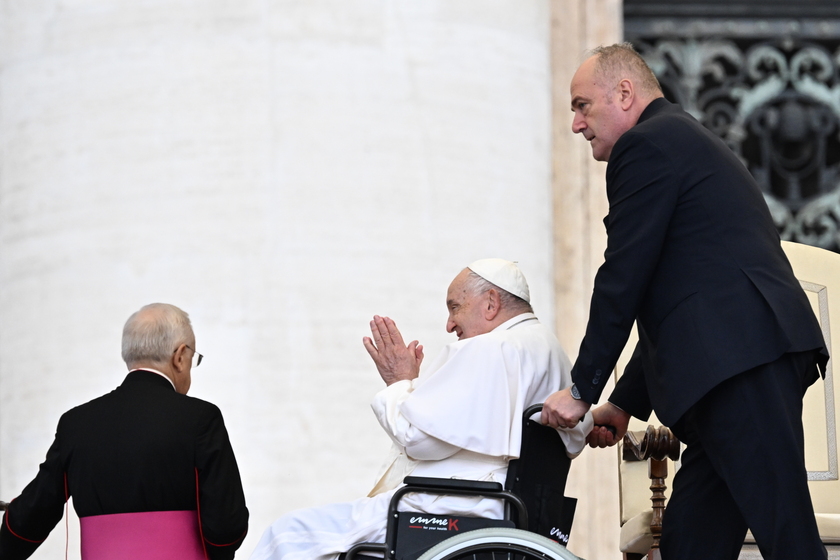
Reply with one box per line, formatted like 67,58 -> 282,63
415,527 -> 581,560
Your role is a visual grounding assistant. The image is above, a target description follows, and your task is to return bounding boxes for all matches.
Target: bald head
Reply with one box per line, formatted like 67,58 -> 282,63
122,303 -> 194,368
570,43 -> 664,161
589,43 -> 662,102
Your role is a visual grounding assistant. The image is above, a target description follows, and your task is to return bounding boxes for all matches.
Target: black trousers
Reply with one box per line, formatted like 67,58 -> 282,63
660,351 -> 826,560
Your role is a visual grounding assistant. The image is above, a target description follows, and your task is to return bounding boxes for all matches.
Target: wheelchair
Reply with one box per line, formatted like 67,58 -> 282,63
341,404 -> 582,560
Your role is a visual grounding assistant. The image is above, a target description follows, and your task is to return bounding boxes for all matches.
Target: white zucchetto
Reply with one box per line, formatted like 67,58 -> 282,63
466,258 -> 530,303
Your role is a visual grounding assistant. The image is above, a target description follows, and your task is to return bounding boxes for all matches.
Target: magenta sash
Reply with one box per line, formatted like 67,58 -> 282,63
80,510 -> 206,560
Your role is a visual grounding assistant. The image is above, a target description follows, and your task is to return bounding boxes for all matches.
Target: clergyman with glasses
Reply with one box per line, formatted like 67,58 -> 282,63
0,302 -> 249,560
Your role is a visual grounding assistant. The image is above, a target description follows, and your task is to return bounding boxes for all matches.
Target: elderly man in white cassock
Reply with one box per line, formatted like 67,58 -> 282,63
250,259 -> 591,560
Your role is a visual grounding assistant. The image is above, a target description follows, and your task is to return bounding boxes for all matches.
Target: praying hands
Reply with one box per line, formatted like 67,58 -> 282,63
362,315 -> 424,385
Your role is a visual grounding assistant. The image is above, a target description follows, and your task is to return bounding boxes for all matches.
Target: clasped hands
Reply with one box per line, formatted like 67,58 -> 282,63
541,388 -> 631,448
362,315 -> 424,386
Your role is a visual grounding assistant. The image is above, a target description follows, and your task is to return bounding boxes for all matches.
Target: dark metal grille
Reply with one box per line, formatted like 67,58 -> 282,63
625,1 -> 840,251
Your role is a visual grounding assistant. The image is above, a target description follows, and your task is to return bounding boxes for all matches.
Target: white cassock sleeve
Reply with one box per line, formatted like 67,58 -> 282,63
554,412 -> 593,458
398,335 -> 527,458
371,380 -> 461,461
399,330 -> 592,460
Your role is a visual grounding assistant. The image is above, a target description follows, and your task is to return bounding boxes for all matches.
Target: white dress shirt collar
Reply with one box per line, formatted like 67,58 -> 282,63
493,312 -> 538,332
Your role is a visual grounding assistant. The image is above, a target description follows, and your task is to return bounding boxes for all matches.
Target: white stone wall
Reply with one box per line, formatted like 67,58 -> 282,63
0,1 -> 555,557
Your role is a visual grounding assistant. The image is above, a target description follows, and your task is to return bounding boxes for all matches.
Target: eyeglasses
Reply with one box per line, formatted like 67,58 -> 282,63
184,344 -> 204,368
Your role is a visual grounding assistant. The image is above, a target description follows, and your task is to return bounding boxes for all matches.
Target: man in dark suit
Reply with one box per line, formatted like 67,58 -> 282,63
541,43 -> 829,559
0,303 -> 249,560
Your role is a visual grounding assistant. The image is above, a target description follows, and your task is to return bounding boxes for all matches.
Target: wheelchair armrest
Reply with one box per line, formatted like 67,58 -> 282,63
402,476 -> 503,493
351,477 -> 520,560
385,478 -> 529,559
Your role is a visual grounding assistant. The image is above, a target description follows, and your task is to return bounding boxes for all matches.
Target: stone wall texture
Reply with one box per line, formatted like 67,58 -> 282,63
0,1 -> 579,557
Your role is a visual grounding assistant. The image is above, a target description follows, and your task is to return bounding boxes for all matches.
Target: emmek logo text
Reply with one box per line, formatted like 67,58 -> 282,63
550,527 -> 570,545
408,516 -> 460,531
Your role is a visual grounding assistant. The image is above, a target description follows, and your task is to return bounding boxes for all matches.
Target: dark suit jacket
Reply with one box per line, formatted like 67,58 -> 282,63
571,98 -> 828,426
0,370 -> 249,559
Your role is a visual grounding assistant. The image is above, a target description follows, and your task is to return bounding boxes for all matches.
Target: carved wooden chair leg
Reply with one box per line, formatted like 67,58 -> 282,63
646,456 -> 668,560
622,425 -> 681,560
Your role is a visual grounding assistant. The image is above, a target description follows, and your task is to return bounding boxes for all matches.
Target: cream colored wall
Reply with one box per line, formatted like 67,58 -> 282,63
0,1 -> 564,559
550,1 -> 623,558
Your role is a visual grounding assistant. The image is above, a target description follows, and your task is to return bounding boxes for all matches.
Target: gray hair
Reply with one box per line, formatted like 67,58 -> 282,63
463,271 -> 533,314
590,42 -> 662,99
121,303 -> 193,365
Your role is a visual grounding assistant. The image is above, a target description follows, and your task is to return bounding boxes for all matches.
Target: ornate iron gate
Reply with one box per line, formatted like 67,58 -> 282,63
625,0 -> 840,251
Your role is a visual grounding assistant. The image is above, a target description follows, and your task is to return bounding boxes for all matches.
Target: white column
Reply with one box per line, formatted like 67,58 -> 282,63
551,0 -> 623,558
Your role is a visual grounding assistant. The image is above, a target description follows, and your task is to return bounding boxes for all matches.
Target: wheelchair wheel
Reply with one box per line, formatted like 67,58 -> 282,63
416,527 -> 580,560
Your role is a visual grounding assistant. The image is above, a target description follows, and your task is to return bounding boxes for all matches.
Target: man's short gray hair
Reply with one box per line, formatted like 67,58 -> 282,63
590,42 -> 662,99
463,272 -> 534,314
121,303 -> 193,365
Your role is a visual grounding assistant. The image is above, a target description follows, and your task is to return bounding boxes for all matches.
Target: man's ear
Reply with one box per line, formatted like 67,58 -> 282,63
617,78 -> 635,110
484,289 -> 501,321
171,343 -> 189,375
170,343 -> 192,394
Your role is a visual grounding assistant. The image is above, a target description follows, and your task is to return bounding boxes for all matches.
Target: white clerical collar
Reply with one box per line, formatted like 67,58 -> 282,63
129,367 -> 176,390
494,312 -> 538,332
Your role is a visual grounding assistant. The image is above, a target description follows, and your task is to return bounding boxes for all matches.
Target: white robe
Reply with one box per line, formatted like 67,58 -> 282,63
250,313 -> 591,560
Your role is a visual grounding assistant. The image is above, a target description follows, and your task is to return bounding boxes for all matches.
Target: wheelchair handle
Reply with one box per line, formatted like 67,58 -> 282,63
524,403 -> 543,420
529,401 -> 596,430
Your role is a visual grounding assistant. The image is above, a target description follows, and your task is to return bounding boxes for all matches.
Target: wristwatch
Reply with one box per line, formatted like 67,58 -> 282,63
570,383 -> 582,400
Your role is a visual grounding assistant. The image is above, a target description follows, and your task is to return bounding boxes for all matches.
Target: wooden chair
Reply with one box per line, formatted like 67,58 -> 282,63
615,241 -> 840,559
